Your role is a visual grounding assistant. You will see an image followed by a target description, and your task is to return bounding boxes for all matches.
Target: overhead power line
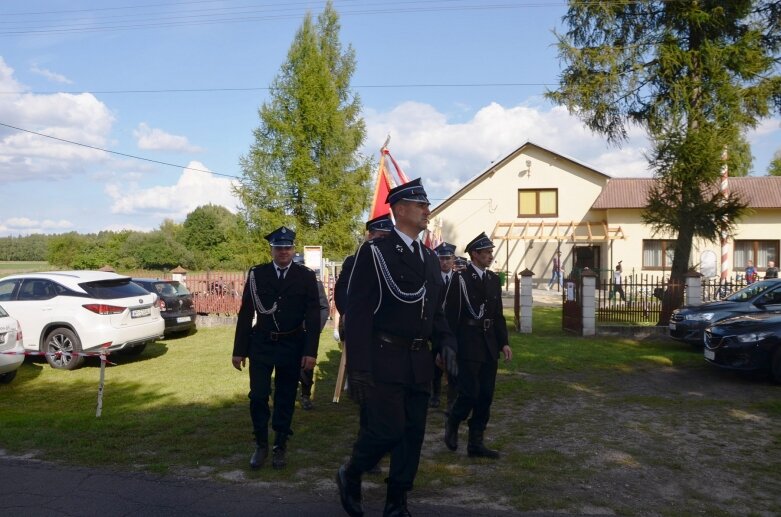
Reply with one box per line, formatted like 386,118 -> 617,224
0,82 -> 553,95
0,121 -> 241,179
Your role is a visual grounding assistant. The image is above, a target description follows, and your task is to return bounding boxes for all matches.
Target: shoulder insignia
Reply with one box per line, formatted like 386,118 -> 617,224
472,272 -> 478,280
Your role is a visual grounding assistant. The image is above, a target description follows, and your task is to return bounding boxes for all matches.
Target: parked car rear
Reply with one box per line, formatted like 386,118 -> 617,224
132,278 -> 196,336
0,271 -> 165,370
0,305 -> 24,383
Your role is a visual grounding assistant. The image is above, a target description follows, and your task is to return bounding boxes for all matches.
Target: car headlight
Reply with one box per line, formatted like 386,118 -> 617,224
685,313 -> 715,321
736,332 -> 773,343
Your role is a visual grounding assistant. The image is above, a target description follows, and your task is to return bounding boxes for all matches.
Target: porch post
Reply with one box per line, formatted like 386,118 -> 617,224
520,269 -> 534,334
581,268 -> 597,336
685,271 -> 703,306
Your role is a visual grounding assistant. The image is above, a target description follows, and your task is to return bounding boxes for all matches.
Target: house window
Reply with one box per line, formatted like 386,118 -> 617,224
733,240 -> 779,269
518,189 -> 558,217
643,240 -> 676,269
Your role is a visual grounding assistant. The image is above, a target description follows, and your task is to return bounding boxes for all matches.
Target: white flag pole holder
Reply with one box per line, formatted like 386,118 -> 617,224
96,343 -> 112,418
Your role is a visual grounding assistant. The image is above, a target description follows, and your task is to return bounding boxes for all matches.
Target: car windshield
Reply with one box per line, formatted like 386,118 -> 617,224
724,281 -> 774,302
153,282 -> 179,297
170,281 -> 190,295
80,279 -> 150,299
0,304 -> 7,317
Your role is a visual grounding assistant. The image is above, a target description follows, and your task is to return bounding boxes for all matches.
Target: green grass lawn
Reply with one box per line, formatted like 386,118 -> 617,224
0,261 -> 51,274
1,307 -> 779,515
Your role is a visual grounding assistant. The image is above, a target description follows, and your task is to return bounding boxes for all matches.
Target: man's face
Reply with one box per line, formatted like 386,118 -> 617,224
438,255 -> 454,273
272,245 -> 294,267
394,200 -> 430,232
470,248 -> 494,270
769,261 -> 775,268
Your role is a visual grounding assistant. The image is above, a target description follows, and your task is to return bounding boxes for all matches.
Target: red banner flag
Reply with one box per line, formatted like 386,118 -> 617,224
369,153 -> 393,219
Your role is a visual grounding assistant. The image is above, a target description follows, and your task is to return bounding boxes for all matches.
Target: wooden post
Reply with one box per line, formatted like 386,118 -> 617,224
332,311 -> 347,403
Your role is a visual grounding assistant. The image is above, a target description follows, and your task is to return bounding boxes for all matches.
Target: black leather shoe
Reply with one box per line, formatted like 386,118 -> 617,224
444,419 -> 459,451
249,445 -> 268,469
367,463 -> 382,475
300,395 -> 314,410
428,395 -> 440,408
383,489 -> 410,517
271,445 -> 286,469
467,430 -> 500,459
336,464 -> 363,517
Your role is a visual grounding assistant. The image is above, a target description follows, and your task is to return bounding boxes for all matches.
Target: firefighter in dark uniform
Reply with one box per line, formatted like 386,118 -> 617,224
336,179 -> 458,517
443,232 -> 512,459
430,241 -> 456,409
232,226 -> 321,470
334,214 -> 394,316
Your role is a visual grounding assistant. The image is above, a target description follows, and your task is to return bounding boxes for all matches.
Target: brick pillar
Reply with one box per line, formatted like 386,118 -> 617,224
581,268 -> 597,336
685,271 -> 702,306
520,269 -> 534,334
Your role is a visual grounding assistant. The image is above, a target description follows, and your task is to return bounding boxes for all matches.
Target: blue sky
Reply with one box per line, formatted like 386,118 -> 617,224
0,0 -> 779,238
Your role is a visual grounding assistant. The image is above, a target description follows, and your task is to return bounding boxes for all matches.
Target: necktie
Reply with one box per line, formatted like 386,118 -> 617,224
482,272 -> 488,288
278,267 -> 287,280
412,241 -> 422,262
444,274 -> 450,288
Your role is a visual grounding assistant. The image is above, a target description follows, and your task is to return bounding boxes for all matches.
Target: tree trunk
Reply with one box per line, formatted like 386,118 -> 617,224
658,224 -> 695,325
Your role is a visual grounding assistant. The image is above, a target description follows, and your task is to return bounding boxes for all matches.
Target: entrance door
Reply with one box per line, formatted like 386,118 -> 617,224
574,246 -> 601,283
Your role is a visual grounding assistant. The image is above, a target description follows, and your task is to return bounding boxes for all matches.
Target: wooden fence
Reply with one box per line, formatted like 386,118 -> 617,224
122,269 -> 339,316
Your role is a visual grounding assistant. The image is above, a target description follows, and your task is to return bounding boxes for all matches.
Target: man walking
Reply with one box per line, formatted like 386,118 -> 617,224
547,250 -> 563,290
431,241 -> 456,409
232,227 -> 321,470
336,179 -> 457,517
443,232 -> 512,459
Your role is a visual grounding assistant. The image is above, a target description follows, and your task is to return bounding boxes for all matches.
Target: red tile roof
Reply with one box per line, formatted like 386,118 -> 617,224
591,177 -> 781,209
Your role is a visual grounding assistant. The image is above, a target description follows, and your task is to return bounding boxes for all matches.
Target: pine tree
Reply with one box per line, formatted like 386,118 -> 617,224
236,1 -> 371,260
548,0 -> 781,322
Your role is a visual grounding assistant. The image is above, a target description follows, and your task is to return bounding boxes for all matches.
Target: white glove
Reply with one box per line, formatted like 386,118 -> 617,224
333,328 -> 341,342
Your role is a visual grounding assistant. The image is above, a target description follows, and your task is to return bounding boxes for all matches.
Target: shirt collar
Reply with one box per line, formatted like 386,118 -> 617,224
470,263 -> 485,278
272,261 -> 290,271
394,227 -> 418,252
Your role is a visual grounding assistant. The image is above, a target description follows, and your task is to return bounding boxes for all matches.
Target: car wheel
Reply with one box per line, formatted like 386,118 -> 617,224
122,343 -> 146,356
772,349 -> 781,384
0,370 -> 17,384
44,327 -> 85,370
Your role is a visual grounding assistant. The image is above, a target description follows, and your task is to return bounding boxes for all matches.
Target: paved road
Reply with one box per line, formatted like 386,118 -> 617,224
0,455 -> 547,517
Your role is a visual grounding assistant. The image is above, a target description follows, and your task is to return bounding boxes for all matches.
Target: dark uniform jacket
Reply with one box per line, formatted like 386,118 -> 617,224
344,230 -> 456,384
444,265 -> 508,363
233,262 -> 321,359
334,254 -> 355,316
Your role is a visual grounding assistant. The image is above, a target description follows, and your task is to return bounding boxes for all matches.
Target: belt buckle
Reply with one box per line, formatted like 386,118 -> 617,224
410,338 -> 425,351
269,331 -> 279,341
483,319 -> 492,330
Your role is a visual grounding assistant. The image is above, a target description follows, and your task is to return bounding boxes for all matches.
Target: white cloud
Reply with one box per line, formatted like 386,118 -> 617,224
133,123 -> 203,153
30,64 -> 73,84
106,161 -> 240,219
363,100 -> 652,202
0,56 -> 115,182
0,216 -> 74,235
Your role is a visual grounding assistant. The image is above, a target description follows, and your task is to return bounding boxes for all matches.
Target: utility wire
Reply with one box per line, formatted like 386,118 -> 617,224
0,121 -> 241,179
0,83 -> 552,95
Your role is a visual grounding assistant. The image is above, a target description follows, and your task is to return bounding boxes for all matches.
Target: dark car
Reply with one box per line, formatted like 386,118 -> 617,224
669,279 -> 781,345
132,278 -> 196,336
704,312 -> 781,383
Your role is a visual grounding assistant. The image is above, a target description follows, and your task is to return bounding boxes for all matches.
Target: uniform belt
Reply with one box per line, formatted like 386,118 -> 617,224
262,325 -> 304,341
465,318 -> 493,330
374,331 -> 428,351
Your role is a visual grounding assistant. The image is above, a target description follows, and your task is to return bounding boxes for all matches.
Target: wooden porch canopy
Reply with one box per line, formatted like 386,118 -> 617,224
491,220 -> 626,243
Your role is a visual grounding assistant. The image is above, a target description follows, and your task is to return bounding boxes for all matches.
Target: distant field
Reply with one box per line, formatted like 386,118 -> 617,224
0,261 -> 51,274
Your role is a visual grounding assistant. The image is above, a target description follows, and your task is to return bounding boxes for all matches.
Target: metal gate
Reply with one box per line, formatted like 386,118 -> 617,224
562,275 -> 582,334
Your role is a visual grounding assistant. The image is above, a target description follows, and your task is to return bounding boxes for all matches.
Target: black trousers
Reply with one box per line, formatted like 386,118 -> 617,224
449,358 -> 498,432
248,332 -> 303,446
349,380 -> 429,491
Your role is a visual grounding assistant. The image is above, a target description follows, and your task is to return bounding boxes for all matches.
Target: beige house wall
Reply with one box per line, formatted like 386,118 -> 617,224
431,145 -> 609,284
431,143 -> 780,285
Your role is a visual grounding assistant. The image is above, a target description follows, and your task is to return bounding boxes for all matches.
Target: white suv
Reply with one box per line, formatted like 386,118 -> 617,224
0,271 -> 165,370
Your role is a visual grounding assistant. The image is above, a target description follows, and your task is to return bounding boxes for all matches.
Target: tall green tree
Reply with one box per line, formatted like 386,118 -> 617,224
548,0 -> 781,321
236,1 -> 371,259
